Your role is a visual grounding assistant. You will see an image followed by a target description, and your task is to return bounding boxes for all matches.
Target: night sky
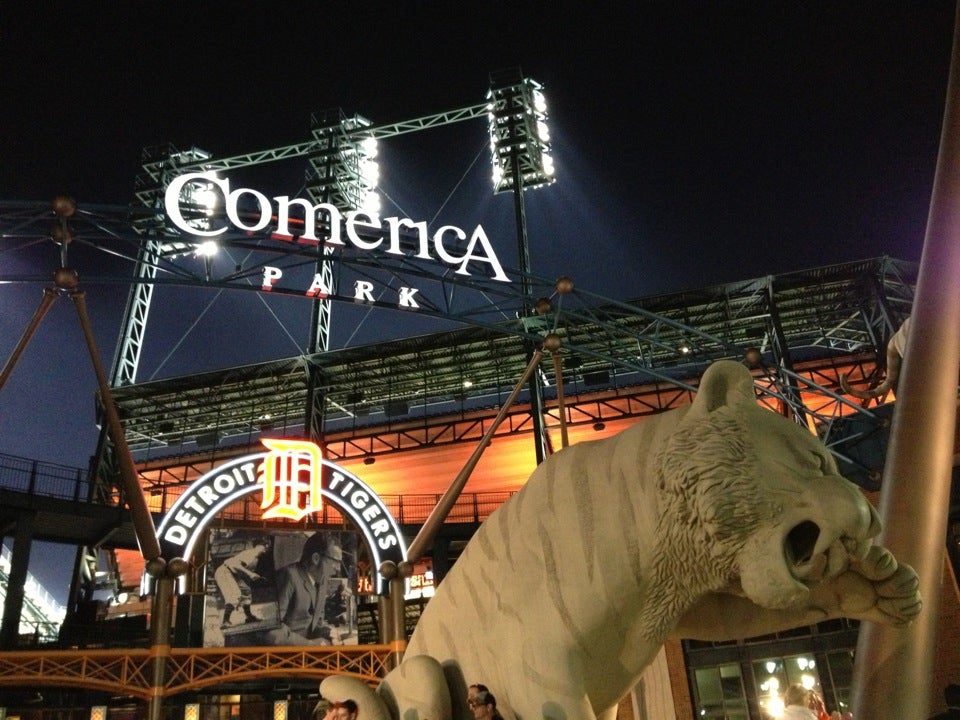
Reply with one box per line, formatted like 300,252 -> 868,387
1,3 -> 956,599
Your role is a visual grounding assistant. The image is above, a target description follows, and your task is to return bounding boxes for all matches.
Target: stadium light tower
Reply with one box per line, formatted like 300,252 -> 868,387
487,72 -> 555,194
306,110 -> 382,356
487,69 -> 556,464
303,110 -> 382,441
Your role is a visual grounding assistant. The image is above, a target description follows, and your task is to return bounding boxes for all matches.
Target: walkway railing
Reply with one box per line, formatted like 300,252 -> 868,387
0,453 -> 94,503
0,451 -> 514,525
0,644 -> 391,699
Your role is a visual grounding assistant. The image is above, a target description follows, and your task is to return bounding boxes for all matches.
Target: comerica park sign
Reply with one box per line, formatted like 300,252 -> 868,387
165,171 -> 511,283
152,438 -> 407,595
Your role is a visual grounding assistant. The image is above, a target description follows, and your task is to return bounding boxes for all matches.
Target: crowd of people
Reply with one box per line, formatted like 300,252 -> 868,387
320,681 -> 504,720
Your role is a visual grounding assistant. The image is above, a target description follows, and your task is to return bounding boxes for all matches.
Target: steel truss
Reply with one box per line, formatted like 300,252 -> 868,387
123,102 -> 491,384
0,198 -> 914,478
0,194 -> 914,439
0,645 -> 390,699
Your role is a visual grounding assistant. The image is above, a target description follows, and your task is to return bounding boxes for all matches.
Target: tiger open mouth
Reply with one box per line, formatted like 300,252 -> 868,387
786,520 -> 820,567
786,520 -> 869,582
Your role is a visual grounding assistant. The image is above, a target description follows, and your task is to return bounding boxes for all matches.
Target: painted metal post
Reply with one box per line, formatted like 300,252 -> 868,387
850,3 -> 960,717
147,574 -> 175,720
385,346 -> 549,667
0,288 -> 57,393
71,288 -> 162,562
509,146 -> 549,466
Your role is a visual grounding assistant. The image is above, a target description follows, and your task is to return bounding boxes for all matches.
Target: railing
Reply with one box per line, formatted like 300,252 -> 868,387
0,451 -> 515,526
0,453 -> 95,503
0,644 -> 392,699
208,488 -> 515,527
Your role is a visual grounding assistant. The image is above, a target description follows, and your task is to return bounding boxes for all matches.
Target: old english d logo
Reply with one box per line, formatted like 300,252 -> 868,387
259,439 -> 324,520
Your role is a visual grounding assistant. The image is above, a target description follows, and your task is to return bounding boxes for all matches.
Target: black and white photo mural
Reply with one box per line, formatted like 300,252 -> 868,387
203,528 -> 361,648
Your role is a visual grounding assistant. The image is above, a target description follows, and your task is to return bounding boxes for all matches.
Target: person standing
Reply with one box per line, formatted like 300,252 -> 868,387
324,699 -> 358,720
214,537 -> 269,627
809,689 -> 830,720
467,684 -> 489,705
781,684 -> 817,720
469,690 -> 503,720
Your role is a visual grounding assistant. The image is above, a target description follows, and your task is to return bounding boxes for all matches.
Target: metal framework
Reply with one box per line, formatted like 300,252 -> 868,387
0,191 -> 916,481
0,645 -> 391,699
0,195 -> 919,706
0,86 -> 918,619
94,256 -> 914,493
113,101 -> 492,391
0,196 -> 916,464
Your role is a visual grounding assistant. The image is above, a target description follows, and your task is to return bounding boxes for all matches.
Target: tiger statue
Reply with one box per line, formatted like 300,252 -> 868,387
321,360 -> 921,720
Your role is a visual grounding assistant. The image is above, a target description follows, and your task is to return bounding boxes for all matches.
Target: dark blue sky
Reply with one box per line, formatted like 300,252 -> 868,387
1,3 -> 956,599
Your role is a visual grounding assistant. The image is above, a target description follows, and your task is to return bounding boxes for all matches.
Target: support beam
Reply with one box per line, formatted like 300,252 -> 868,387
0,514 -> 35,650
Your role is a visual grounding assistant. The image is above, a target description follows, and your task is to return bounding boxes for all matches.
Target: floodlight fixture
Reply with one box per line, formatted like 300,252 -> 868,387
191,183 -> 218,212
155,155 -> 225,259
487,71 -> 556,193
308,111 -> 381,214
194,240 -> 218,257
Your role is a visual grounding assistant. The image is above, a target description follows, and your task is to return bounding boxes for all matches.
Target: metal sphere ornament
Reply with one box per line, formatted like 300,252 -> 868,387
50,223 -> 73,245
543,333 -> 562,352
166,557 -> 191,578
144,557 -> 167,578
743,347 -> 763,368
52,195 -> 76,218
535,297 -> 552,315
379,560 -> 399,580
555,276 -> 574,294
53,267 -> 79,290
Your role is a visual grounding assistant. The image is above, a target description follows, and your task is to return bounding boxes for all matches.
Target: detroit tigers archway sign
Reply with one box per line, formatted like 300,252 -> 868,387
152,438 -> 406,595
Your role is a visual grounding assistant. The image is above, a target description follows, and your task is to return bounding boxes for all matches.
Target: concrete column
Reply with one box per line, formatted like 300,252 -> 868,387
0,514 -> 35,649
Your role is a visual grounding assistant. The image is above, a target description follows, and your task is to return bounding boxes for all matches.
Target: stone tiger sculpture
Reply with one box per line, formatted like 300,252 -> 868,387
321,360 -> 921,720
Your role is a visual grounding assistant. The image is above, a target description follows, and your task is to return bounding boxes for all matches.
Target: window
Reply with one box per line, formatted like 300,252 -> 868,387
693,663 -> 748,719
752,654 -> 823,719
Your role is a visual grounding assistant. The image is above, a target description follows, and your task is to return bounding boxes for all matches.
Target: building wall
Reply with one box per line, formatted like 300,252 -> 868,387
932,552 -> 960,714
665,639 -> 694,719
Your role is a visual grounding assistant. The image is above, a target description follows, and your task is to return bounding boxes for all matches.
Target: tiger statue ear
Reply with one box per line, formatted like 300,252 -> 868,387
690,360 -> 756,415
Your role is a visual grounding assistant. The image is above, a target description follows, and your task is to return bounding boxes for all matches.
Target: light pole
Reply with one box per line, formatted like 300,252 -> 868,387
487,69 -> 556,464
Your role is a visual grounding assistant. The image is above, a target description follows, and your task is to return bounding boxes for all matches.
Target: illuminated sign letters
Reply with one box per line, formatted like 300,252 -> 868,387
165,171 -> 510,282
259,438 -> 324,520
152,439 -> 406,594
261,270 -> 422,308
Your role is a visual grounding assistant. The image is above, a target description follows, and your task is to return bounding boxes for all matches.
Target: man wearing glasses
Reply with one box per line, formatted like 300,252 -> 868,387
268,531 -> 345,645
469,690 -> 503,720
